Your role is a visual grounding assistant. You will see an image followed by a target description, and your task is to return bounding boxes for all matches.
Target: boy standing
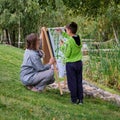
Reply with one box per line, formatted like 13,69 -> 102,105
60,22 -> 83,104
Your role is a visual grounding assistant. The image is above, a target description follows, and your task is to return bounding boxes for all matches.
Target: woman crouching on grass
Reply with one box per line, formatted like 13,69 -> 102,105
20,33 -> 55,92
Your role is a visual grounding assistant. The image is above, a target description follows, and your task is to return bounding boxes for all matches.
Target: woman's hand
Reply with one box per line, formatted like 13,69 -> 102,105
49,57 -> 55,65
59,40 -> 64,46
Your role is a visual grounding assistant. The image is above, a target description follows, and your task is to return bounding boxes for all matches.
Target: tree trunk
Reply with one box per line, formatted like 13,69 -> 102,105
5,29 -> 10,44
12,30 -> 16,46
112,24 -> 119,44
18,19 -> 21,48
0,31 -> 3,43
8,32 -> 11,45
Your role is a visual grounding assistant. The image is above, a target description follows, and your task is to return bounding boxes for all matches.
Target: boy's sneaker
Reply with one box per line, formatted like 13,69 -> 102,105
71,102 -> 77,105
77,100 -> 83,105
71,100 -> 77,105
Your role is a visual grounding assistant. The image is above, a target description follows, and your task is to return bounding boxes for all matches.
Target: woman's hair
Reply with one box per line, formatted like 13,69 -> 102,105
26,33 -> 39,50
66,22 -> 78,34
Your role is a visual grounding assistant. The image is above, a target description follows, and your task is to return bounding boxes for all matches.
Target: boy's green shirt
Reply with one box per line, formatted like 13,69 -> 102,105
60,32 -> 82,63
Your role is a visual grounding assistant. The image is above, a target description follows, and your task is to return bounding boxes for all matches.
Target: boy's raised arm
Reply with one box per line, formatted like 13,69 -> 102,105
62,31 -> 70,39
60,40 -> 71,58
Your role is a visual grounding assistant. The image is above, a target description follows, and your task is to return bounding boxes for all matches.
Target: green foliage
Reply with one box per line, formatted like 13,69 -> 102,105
69,16 -> 98,38
0,0 -> 120,45
63,0 -> 120,16
84,45 -> 120,90
63,0 -> 120,41
0,0 -> 69,46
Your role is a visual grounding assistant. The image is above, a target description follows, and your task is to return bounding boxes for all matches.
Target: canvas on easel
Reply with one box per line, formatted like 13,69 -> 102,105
40,27 -> 67,95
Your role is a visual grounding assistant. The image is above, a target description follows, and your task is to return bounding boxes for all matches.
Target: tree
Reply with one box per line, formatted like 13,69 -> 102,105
0,0 -> 68,47
62,0 -> 120,42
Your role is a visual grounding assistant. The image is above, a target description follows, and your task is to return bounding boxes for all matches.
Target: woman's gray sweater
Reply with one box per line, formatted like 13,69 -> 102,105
20,49 -> 51,85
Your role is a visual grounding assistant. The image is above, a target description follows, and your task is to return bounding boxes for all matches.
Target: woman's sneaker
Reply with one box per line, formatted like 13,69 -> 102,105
26,86 -> 33,90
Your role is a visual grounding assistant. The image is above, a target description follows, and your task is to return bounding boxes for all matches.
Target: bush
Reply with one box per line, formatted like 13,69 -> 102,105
84,45 -> 120,90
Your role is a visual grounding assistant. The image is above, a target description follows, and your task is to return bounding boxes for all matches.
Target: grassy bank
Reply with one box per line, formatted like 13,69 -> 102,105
0,44 -> 120,120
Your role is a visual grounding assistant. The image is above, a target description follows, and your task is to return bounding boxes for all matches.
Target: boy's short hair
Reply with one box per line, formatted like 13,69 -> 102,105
66,22 -> 78,34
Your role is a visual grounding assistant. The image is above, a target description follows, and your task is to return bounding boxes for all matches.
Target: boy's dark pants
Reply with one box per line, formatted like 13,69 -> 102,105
66,60 -> 83,103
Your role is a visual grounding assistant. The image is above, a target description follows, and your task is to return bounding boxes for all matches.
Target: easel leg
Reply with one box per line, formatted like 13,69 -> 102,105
58,81 -> 63,95
64,76 -> 67,88
54,68 -> 63,95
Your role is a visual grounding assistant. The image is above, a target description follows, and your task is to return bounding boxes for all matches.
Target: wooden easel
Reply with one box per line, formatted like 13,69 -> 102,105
41,27 -> 63,95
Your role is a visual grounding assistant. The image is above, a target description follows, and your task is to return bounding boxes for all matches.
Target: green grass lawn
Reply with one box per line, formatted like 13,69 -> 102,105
0,44 -> 120,120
